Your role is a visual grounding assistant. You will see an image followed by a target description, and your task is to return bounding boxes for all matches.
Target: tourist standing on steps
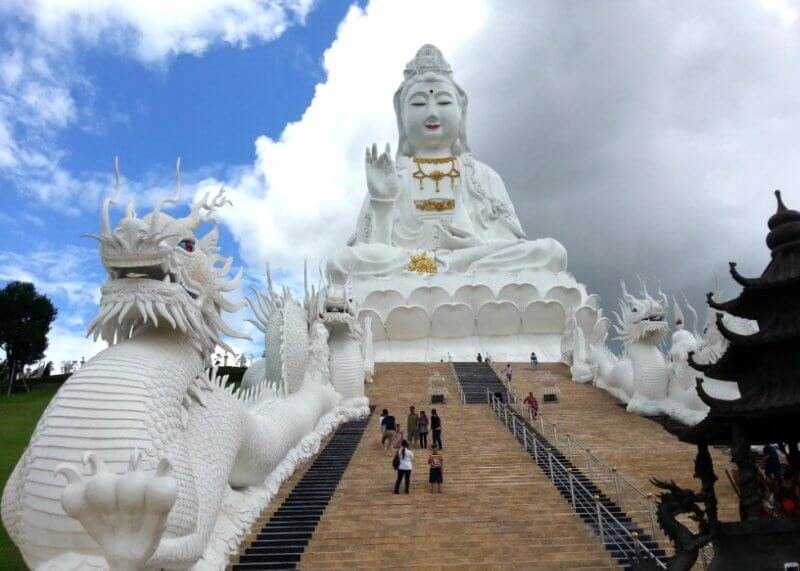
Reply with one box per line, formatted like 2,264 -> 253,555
477,352 -> 483,362
381,411 -> 396,450
431,409 -> 443,450
428,446 -> 443,493
394,440 -> 414,494
379,409 -> 388,436
407,406 -> 419,447
418,410 -> 429,448
530,351 -> 538,370
392,423 -> 405,450
504,364 -> 513,382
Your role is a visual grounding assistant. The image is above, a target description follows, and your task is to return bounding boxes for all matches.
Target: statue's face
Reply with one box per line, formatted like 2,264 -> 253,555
402,78 -> 461,154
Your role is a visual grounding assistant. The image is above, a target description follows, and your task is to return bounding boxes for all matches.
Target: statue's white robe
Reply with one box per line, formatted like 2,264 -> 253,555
329,154 -> 567,279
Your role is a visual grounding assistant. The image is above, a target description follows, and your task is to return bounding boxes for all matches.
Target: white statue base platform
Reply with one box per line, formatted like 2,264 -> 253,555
353,268 -> 600,362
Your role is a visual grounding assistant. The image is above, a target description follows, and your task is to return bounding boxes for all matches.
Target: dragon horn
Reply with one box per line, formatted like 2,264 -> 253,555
149,157 -> 182,234
101,156 -> 122,236
683,293 -> 699,337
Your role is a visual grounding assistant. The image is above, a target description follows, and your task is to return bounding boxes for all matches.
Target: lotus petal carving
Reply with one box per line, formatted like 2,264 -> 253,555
584,293 -> 601,310
385,305 -> 430,340
357,309 -> 386,341
545,286 -> 582,312
431,303 -> 476,338
476,301 -> 521,336
453,285 -> 494,313
574,305 -> 599,341
407,286 -> 451,314
363,290 -> 405,322
497,284 -> 539,310
522,301 -> 567,334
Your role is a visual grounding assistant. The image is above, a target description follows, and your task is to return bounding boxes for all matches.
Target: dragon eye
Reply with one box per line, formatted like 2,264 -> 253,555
632,308 -> 638,313
178,239 -> 195,253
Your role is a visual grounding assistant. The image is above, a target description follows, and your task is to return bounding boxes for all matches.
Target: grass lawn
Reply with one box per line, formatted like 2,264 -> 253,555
1,385 -> 58,570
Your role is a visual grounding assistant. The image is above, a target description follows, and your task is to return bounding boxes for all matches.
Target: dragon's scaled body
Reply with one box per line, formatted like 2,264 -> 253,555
1,182 -> 369,570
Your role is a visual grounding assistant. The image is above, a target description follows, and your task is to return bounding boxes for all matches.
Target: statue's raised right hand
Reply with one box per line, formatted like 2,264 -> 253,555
366,143 -> 400,202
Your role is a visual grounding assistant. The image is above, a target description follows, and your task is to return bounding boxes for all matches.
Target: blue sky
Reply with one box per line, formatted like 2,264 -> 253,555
2,0 -> 800,366
0,0 -> 366,365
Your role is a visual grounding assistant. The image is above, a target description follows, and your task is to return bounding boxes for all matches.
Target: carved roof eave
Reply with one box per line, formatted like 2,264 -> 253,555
716,313 -> 749,344
688,350 -> 719,374
727,258 -> 800,290
728,261 -> 754,287
707,290 -> 739,313
696,377 -> 732,408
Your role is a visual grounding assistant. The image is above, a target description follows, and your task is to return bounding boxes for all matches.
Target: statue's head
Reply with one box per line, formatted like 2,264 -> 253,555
394,44 -> 469,157
85,169 -> 247,356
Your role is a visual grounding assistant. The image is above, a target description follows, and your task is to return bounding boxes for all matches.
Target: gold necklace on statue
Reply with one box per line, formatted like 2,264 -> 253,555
412,156 -> 460,192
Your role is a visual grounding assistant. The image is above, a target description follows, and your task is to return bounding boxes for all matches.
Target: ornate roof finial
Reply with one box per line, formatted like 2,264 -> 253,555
766,190 -> 800,252
404,44 -> 452,79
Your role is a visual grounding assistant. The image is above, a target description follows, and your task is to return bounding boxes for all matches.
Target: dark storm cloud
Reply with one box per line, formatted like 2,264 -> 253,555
455,0 -> 800,327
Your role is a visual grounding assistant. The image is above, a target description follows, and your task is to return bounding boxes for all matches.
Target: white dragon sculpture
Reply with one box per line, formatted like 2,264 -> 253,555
665,292 -> 753,424
587,280 -> 672,416
584,280 -> 752,425
1,171 -> 369,570
241,269 -> 375,394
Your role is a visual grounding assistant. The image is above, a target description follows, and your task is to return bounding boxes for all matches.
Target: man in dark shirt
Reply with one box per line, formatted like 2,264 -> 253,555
430,408 -> 443,450
381,412 -> 396,450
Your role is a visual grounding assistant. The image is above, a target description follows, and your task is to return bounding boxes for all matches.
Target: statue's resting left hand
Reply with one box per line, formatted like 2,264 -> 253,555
433,222 -> 483,250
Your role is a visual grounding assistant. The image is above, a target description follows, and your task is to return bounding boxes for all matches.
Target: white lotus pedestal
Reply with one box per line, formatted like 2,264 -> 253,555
353,268 -> 600,362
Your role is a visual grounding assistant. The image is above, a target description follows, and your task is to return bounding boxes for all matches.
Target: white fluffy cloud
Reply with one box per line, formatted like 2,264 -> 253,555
218,0 -> 800,324
0,0 -> 313,212
2,0 -> 313,62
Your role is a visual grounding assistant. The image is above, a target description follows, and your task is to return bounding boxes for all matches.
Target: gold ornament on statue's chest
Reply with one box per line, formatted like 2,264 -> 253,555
406,252 -> 437,274
412,156 -> 460,192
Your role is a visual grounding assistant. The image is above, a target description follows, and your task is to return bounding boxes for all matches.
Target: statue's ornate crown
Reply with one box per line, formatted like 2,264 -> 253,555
404,44 -> 452,79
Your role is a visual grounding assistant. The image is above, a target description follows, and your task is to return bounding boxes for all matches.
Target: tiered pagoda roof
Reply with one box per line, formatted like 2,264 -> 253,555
684,191 -> 800,445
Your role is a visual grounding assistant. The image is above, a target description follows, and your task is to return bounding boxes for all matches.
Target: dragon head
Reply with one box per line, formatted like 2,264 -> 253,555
85,162 -> 247,354
319,273 -> 357,328
613,279 -> 670,346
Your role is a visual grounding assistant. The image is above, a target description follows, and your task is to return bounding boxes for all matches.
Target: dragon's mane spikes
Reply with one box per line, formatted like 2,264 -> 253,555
683,293 -> 699,337
672,296 -> 685,328
265,262 -> 275,298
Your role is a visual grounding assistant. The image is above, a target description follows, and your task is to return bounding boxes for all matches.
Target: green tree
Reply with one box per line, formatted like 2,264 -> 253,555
0,281 -> 57,390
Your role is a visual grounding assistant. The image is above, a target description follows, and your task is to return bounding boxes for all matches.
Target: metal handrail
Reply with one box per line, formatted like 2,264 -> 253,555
449,360 -> 466,404
492,366 -> 657,522
488,370 -> 715,568
486,391 -> 668,570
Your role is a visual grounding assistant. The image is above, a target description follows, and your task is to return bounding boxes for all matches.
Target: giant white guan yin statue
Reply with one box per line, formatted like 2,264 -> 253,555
327,44 -> 600,362
1,176 -> 369,570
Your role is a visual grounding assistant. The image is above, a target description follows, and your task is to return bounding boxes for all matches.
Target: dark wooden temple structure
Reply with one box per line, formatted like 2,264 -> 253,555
649,191 -> 800,570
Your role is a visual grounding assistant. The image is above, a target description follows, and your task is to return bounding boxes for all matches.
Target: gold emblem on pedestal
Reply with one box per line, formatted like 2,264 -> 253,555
406,252 -> 437,274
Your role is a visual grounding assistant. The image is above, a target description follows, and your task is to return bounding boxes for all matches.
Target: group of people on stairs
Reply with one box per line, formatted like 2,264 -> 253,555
380,407 -> 444,494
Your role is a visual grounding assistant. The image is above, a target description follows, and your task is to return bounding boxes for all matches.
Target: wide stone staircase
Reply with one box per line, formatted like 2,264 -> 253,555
234,362 -> 619,569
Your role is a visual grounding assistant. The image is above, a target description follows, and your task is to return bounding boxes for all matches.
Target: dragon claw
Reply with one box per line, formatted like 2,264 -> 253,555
54,449 -> 177,570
